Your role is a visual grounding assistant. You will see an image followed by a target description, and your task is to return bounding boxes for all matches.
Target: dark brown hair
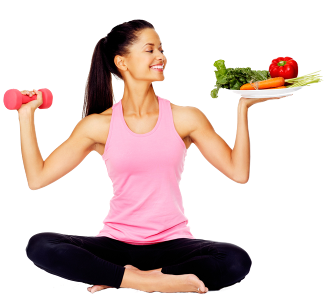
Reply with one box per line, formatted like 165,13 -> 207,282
82,19 -> 155,118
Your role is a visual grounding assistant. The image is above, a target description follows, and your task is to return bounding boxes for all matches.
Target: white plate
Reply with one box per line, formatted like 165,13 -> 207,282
229,86 -> 302,98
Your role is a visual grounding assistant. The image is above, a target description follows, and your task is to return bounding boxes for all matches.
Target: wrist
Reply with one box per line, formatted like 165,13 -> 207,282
238,99 -> 249,111
18,108 -> 35,120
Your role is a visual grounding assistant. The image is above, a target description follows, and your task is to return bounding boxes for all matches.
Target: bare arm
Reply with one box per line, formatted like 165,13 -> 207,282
188,99 -> 250,183
188,95 -> 288,183
18,109 -> 99,190
18,109 -> 45,189
19,112 -> 96,190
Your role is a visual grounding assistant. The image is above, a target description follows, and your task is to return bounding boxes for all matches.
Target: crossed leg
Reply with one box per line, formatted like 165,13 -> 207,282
26,233 -> 251,293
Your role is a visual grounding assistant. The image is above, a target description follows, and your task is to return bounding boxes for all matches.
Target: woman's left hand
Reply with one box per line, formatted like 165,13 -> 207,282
239,94 -> 293,109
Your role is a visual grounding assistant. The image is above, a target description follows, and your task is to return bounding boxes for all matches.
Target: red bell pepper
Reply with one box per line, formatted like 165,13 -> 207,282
269,57 -> 298,79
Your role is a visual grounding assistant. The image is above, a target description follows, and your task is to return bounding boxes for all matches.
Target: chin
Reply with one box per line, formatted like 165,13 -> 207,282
151,74 -> 165,82
154,77 -> 165,82
152,79 -> 164,83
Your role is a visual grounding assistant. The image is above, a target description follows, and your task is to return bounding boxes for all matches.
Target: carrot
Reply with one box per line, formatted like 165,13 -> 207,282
240,77 -> 285,90
265,86 -> 287,89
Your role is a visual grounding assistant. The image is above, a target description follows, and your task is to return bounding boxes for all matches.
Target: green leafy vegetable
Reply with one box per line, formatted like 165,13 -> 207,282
211,59 -> 271,98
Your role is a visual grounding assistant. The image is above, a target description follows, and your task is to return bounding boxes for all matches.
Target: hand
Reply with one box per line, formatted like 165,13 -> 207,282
17,89 -> 43,114
239,94 -> 293,109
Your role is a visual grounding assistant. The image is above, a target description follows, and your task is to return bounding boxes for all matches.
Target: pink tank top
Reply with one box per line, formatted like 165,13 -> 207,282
96,96 -> 195,244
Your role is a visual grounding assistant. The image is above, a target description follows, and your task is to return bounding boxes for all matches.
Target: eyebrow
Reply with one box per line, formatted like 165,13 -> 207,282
143,42 -> 162,48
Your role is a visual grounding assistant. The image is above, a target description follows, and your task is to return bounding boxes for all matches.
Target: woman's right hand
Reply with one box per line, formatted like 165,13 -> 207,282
18,89 -> 43,114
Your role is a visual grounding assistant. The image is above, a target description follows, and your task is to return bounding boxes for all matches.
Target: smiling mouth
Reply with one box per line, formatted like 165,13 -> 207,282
150,66 -> 164,72
150,65 -> 164,70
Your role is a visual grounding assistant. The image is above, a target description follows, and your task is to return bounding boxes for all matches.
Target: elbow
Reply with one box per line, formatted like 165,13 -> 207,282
27,181 -> 43,191
28,184 -> 38,190
28,186 -> 41,191
233,174 -> 249,184
237,177 -> 249,184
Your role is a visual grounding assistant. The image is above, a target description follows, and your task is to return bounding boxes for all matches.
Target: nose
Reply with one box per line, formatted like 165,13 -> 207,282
157,53 -> 167,66
157,53 -> 165,63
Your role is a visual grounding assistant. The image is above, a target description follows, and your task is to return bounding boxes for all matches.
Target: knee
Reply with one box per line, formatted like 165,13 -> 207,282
228,245 -> 252,281
26,232 -> 55,263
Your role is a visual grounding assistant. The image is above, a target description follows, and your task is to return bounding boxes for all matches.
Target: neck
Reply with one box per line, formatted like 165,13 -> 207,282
121,83 -> 158,116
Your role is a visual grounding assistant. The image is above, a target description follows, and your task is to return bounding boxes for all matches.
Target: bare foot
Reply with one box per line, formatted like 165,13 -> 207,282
87,265 -> 209,294
124,265 -> 208,293
87,285 -> 112,293
139,270 -> 209,293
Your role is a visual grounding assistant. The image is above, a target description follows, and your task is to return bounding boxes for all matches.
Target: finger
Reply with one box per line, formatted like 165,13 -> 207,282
21,90 -> 33,96
265,97 -> 281,100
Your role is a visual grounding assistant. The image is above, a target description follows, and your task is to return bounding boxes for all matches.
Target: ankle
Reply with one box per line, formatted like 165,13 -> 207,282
120,268 -> 154,292
146,267 -> 162,273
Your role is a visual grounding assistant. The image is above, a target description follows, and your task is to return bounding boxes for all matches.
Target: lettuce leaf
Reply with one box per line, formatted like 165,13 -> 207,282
211,60 -> 271,98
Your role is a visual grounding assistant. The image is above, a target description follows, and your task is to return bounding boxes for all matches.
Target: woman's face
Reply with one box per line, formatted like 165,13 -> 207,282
116,28 -> 167,82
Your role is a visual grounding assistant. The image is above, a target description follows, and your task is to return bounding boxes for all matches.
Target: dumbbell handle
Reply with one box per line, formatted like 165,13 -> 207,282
21,93 -> 37,104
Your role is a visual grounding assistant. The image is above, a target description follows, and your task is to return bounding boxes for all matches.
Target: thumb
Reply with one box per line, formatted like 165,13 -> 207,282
33,89 -> 43,109
34,89 -> 43,102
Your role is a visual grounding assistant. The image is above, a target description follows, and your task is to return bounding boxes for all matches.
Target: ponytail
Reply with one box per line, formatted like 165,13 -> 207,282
82,19 -> 154,118
82,38 -> 113,118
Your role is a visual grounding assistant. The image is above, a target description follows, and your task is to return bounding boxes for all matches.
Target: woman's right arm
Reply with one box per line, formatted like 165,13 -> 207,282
18,90 -> 103,190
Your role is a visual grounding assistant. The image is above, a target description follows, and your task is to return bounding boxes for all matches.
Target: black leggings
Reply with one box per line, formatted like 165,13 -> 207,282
26,232 -> 252,291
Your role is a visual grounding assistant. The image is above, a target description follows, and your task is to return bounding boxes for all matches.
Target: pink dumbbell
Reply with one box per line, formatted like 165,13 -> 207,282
3,88 -> 53,110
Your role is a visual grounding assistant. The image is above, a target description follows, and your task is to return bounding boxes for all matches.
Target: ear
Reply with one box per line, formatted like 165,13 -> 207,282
114,55 -> 128,72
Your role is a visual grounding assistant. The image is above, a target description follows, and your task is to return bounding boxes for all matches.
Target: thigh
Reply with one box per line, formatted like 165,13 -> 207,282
156,238 -> 250,265
26,232 -> 133,266
151,238 -> 252,290
26,232 -> 131,288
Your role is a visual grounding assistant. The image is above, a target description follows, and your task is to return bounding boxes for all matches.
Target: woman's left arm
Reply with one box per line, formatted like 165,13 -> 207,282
189,96 -> 288,184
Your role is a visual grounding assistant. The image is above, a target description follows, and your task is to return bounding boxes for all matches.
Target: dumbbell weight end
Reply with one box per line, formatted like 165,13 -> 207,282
38,88 -> 53,109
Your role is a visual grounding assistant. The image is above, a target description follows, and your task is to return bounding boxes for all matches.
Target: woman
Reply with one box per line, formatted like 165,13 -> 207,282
21,19 -> 285,294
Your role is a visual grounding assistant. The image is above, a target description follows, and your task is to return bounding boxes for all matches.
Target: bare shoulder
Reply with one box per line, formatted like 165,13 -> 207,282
170,102 -> 189,119
76,107 -> 112,154
170,102 -> 211,145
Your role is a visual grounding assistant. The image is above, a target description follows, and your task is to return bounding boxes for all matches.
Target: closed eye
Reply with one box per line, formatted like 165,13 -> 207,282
147,50 -> 164,53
